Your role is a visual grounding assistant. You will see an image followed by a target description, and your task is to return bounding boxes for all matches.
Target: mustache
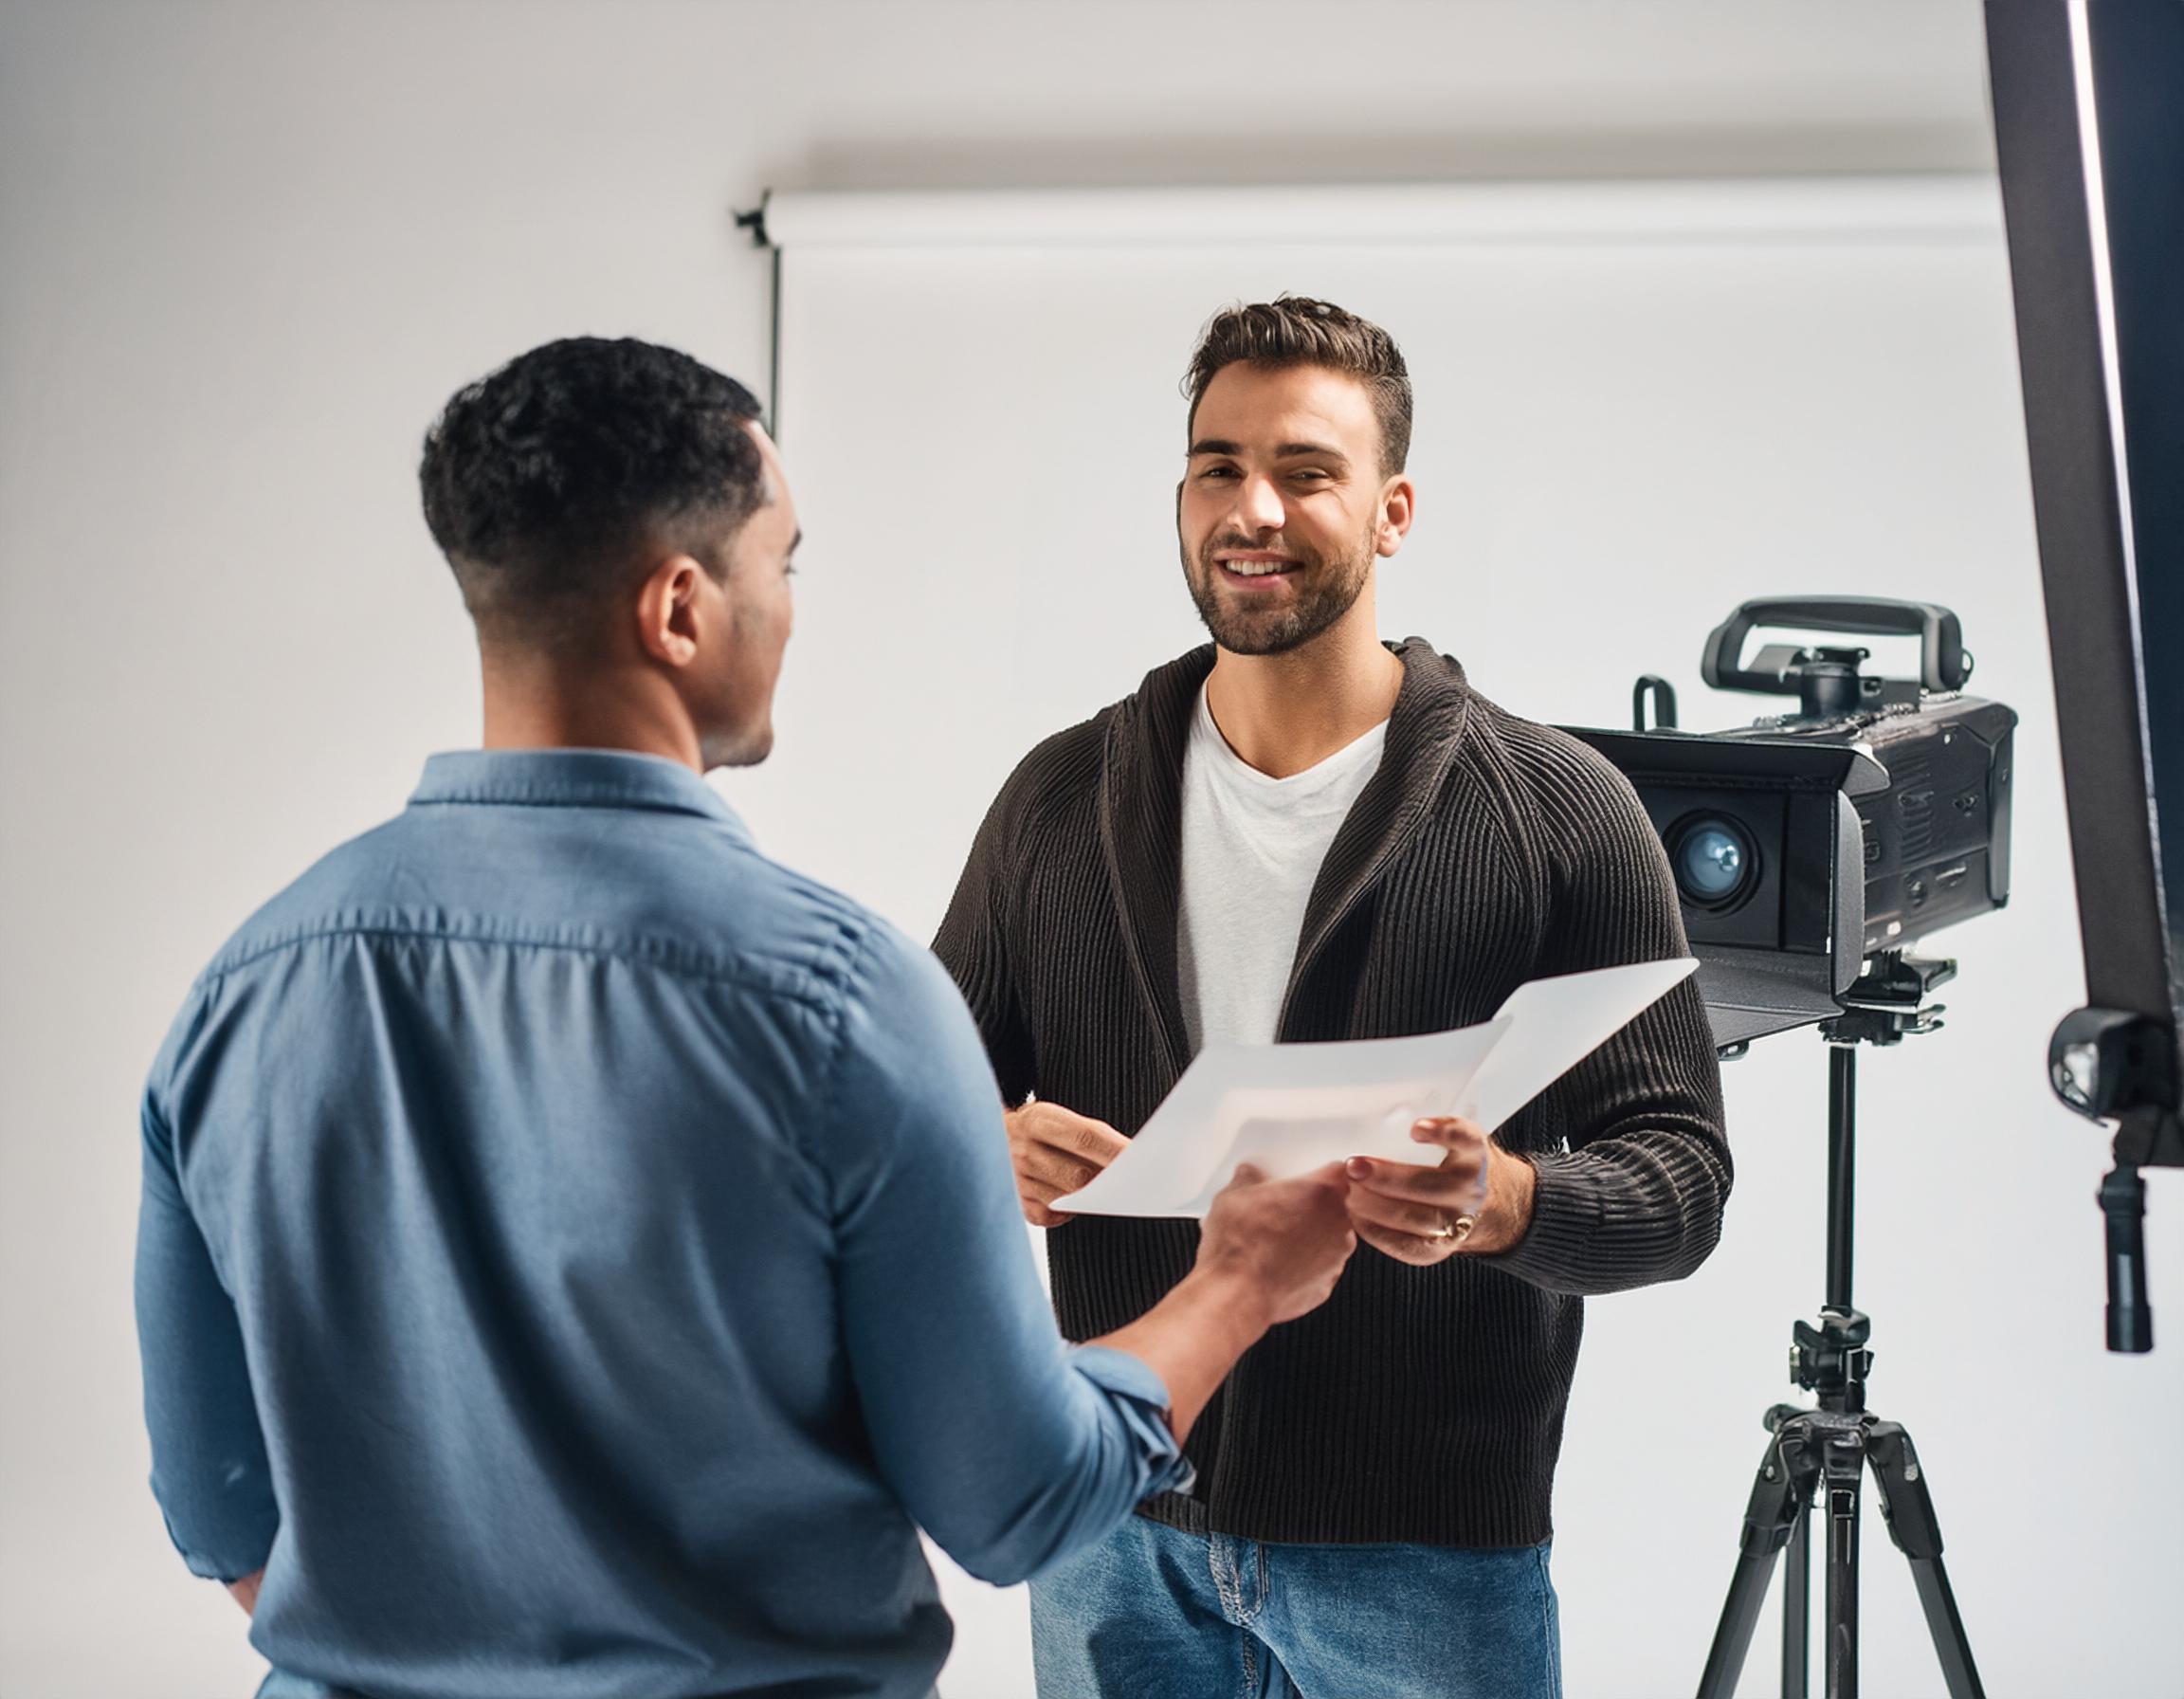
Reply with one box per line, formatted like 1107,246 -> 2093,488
1199,535 -> 1316,567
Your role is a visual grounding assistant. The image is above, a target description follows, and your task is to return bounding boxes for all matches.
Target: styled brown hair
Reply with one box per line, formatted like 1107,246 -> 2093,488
1183,296 -> 1412,474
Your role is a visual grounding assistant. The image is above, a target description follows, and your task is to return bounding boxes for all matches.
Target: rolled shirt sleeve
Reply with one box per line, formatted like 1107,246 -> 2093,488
816,923 -> 1191,1586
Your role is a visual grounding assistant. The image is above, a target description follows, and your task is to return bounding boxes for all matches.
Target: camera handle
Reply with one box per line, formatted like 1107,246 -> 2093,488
1702,597 -> 1972,695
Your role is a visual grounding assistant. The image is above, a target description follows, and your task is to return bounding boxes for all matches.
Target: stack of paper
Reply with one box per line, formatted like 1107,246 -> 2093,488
1052,957 -> 1699,1219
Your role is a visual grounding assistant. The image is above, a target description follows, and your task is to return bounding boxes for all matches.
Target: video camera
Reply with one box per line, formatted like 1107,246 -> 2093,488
1566,596 -> 2017,1052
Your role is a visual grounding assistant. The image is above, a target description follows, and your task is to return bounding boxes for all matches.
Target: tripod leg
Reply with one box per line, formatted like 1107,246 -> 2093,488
1781,1496 -> 1810,1699
1821,1434 -> 1862,1699
1698,1424 -> 1816,1699
1867,1423 -> 1986,1699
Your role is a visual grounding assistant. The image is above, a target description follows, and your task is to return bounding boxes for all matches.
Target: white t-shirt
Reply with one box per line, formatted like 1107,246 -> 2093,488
1176,684 -> 1391,1051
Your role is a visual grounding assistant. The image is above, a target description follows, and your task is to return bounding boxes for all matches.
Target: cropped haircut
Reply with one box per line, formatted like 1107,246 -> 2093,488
1183,297 -> 1412,475
420,337 -> 766,647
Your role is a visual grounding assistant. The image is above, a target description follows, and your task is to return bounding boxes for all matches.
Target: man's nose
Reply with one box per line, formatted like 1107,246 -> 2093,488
1230,474 -> 1285,536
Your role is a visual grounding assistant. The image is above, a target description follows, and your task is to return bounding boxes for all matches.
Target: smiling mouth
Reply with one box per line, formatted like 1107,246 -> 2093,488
1214,556 -> 1301,585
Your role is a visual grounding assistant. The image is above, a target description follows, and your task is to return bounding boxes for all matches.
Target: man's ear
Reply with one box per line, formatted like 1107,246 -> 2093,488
1376,475 -> 1417,557
635,553 -> 706,667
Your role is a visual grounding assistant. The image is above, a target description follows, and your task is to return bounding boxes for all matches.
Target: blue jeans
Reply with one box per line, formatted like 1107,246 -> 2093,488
1028,1515 -> 1560,1699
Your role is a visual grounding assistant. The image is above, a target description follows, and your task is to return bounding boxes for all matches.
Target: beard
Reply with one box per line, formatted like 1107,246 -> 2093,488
1181,523 -> 1376,657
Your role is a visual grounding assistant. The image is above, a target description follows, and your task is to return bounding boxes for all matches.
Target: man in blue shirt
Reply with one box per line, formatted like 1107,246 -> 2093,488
135,337 -> 1359,1699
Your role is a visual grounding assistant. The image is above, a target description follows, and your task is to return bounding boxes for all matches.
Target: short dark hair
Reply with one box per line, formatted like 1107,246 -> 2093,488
419,337 -> 766,646
1183,297 -> 1412,474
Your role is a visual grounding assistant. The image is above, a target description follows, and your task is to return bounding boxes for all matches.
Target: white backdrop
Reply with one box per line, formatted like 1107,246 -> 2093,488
737,181 -> 2184,1697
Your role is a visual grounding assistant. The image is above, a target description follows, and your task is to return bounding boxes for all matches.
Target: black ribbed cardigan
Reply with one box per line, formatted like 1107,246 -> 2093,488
934,638 -> 1730,1546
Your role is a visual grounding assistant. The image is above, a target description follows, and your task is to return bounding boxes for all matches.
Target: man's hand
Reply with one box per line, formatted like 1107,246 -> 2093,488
1343,1116 -> 1537,1266
1194,1161 -> 1358,1326
1005,1099 -> 1129,1227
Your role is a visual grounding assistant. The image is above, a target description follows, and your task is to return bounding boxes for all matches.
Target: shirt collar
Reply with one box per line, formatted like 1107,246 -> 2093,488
410,749 -> 751,836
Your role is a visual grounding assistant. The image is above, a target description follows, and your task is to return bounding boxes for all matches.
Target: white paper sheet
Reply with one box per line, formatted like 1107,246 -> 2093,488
1052,957 -> 1699,1219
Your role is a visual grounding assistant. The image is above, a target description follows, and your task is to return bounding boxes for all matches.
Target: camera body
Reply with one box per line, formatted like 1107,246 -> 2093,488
1565,598 -> 2016,1050
1698,688 -> 2015,960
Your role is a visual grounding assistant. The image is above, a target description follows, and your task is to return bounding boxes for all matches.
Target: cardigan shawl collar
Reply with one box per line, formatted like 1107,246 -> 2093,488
1095,636 -> 1473,1070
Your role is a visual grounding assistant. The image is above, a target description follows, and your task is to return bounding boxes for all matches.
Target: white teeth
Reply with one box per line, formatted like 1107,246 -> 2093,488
1224,559 -> 1286,576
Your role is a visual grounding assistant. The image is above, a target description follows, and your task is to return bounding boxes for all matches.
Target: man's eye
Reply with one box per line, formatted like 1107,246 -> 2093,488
1291,469 -> 1329,483
1198,466 -> 1238,480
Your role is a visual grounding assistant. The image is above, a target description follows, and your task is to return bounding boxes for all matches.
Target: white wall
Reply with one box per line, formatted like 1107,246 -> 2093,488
6,4 -> 2175,1696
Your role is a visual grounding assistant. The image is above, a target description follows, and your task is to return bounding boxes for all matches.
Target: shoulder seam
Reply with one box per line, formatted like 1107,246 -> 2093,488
193,920 -> 860,1015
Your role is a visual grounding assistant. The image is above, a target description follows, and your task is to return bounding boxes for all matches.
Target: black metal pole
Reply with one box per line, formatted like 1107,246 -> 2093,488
1827,1045 -> 1857,1311
730,197 -> 785,446
2101,1162 -> 2151,1352
765,243 -> 783,447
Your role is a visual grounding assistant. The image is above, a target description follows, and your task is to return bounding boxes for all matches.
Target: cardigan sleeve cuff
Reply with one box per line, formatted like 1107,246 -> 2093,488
1482,1148 -> 1608,1292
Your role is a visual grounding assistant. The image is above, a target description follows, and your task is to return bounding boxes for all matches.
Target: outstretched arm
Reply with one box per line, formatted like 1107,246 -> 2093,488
817,927 -> 1352,1585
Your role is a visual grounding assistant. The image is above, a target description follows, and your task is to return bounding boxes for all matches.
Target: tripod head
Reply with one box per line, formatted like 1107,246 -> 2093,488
1789,1308 -> 1874,1416
1820,951 -> 1956,1048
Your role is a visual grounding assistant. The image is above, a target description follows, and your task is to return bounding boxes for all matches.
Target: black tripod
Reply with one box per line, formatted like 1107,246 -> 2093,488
1696,954 -> 1986,1699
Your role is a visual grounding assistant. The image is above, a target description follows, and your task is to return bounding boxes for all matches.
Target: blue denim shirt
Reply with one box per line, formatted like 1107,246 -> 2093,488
136,750 -> 1188,1699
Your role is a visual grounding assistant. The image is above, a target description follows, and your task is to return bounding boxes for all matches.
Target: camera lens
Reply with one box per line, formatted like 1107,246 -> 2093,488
1672,816 -> 1756,909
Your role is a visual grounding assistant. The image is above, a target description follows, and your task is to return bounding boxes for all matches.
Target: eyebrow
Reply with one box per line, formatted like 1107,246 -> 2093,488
787,529 -> 803,554
1187,438 -> 1351,464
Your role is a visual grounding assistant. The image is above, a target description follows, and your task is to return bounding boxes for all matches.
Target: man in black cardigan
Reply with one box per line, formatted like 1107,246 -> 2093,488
936,298 -> 1730,1699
